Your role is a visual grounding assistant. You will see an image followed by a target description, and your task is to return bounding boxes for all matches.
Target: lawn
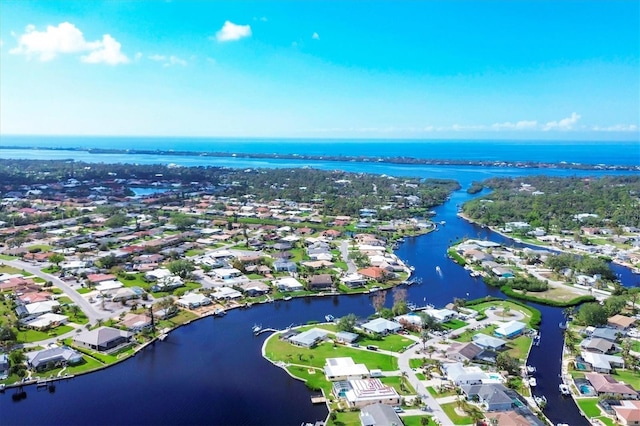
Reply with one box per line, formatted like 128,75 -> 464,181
57,296 -> 73,304
612,369 -> 640,389
185,249 -> 205,257
402,415 -> 433,426
357,334 -> 415,352
17,325 -> 75,343
286,365 -> 333,395
265,335 -> 398,371
380,375 -> 415,395
576,398 -> 601,417
442,319 -> 468,330
631,340 -> 640,352
468,300 -> 534,324
327,410 -> 360,426
0,254 -> 18,260
409,359 -> 424,369
77,287 -> 92,294
427,386 -> 458,398
0,265 -> 24,274
505,335 -> 533,361
26,244 -> 53,252
440,402 -> 472,425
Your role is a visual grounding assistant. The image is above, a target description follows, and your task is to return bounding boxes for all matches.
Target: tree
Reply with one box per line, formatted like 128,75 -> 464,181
372,291 -> 386,313
392,287 -> 408,316
104,213 -> 128,228
336,313 -> 357,332
49,253 -> 65,266
576,302 -> 608,326
603,295 -> 627,317
0,325 -> 17,350
496,353 -> 519,375
502,306 -> 510,319
167,259 -> 195,279
171,214 -> 197,230
98,254 -> 117,269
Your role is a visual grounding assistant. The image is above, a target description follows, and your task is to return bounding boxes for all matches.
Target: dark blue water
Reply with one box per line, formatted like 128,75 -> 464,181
1,136 -> 639,166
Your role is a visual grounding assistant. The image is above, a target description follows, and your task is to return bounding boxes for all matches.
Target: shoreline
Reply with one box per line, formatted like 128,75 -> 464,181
1,145 -> 638,171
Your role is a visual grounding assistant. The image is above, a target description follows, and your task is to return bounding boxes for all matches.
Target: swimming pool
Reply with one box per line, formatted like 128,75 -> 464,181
579,384 -> 595,395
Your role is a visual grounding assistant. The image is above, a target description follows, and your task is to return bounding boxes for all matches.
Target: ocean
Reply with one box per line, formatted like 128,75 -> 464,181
1,135 -> 639,166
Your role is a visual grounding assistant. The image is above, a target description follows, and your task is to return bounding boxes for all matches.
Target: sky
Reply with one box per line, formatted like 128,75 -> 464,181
0,0 -> 638,140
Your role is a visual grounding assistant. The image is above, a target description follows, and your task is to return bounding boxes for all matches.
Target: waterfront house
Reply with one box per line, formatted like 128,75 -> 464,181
289,328 -> 329,348
590,327 -> 619,342
26,346 -> 83,371
461,383 -> 513,411
0,353 -> 9,379
212,268 -> 243,280
359,403 -> 404,426
361,318 -> 402,335
341,273 -> 368,288
579,352 -> 625,374
211,286 -> 242,300
272,259 -> 297,273
607,314 -> 636,331
486,410 -> 532,426
580,337 -> 616,354
612,400 -> 640,426
494,321 -> 526,339
73,326 -> 133,353
15,300 -> 60,318
237,280 -> 270,296
584,373 -> 638,399
120,313 -> 153,332
22,313 -> 68,330
324,357 -> 369,381
273,277 -> 304,292
342,378 -> 401,409
308,274 -> 333,291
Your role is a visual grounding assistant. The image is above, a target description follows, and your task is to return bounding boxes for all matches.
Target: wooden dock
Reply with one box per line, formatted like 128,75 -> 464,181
310,395 -> 326,404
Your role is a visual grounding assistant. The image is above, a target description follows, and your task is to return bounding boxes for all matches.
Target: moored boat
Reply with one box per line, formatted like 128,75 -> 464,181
325,314 -> 335,322
559,384 -> 571,396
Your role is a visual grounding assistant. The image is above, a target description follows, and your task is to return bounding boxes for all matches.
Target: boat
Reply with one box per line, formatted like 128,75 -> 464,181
252,324 -> 262,334
435,266 -> 441,273
526,365 -> 536,374
214,308 -> 226,317
533,395 -> 546,407
528,377 -> 537,387
440,221 -> 446,225
368,287 -> 381,293
283,296 -> 292,301
559,384 -> 571,396
325,314 -> 335,322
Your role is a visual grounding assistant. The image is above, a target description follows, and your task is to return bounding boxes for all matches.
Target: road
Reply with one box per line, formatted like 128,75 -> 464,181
340,240 -> 357,273
1,259 -> 109,324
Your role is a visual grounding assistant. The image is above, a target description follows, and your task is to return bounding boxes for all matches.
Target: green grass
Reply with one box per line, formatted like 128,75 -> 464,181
427,386 -> 458,398
357,333 -> 414,352
612,369 -> 640,389
57,296 -> 73,304
17,325 -> 75,343
442,319 -> 468,330
246,273 -> 264,279
327,410 -> 361,426
185,249 -> 205,257
0,254 -> 18,260
410,359 -> 425,369
26,244 -> 53,252
65,355 -> 104,374
505,335 -> 533,361
440,402 -> 472,425
265,335 -> 398,371
415,373 -> 426,380
77,287 -> 92,294
380,375 -> 415,395
576,398 -> 601,417
402,415 -> 433,426
0,265 -> 23,274
286,365 -> 333,395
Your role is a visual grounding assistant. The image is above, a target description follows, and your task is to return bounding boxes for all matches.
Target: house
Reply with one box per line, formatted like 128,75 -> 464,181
442,362 -> 489,386
447,342 -> 483,363
335,331 -> 359,344
486,410 -> 532,426
612,400 -> 640,426
212,268 -> 243,280
579,352 -> 625,374
423,308 -> 457,323
211,286 -> 243,300
472,334 -> 507,351
273,277 -> 304,292
461,383 -> 513,411
585,373 -> 638,399
289,328 -> 329,348
308,274 -> 333,291
343,378 -> 401,408
341,273 -> 368,288
324,357 -> 369,381
22,313 -> 68,330
0,353 -> 9,379
86,273 -> 117,285
15,300 -> 60,318
73,326 -> 133,353
235,280 -> 269,296
359,403 -> 404,426
608,314 -> 636,331
120,313 -> 153,332
26,346 -> 83,371
494,321 -> 526,339
272,259 -> 297,273
358,266 -> 386,282
591,327 -> 619,342
361,318 -> 402,335
580,337 -> 616,354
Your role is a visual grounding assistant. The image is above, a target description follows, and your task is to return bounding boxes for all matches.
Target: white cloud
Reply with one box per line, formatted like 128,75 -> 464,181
80,34 -> 129,65
215,21 -> 251,42
10,22 -> 128,64
543,112 -> 581,131
491,120 -> 538,131
134,52 -> 142,61
592,124 -> 638,132
312,32 -> 320,40
148,54 -> 187,67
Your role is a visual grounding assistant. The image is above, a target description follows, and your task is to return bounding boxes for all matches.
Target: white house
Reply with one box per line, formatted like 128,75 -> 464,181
342,378 -> 401,408
361,318 -> 402,335
177,293 -> 212,309
211,286 -> 242,300
324,357 -> 369,381
494,320 -> 526,339
273,277 -> 304,292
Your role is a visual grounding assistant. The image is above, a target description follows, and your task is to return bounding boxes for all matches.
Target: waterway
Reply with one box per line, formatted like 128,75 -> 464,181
1,163 -> 638,425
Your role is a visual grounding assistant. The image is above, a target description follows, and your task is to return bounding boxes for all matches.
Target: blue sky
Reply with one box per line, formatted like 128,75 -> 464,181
0,0 -> 638,140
